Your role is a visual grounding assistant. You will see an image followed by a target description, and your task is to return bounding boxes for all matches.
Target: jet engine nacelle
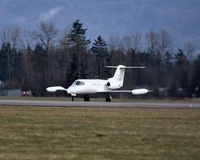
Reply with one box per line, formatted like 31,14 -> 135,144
106,80 -> 121,89
132,89 -> 150,95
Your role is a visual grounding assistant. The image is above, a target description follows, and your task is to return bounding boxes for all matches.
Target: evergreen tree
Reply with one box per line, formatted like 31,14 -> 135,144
174,49 -> 190,97
32,45 -> 48,95
92,36 -> 108,78
21,47 -> 33,91
11,49 -> 23,88
69,20 -> 90,46
191,55 -> 200,97
162,52 -> 174,89
68,20 -> 90,79
0,43 -> 9,81
33,45 -> 48,72
66,52 -> 79,86
163,52 -> 173,70
0,43 -> 13,88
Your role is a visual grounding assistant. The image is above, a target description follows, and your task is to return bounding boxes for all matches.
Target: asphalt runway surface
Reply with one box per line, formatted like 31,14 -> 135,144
0,99 -> 200,108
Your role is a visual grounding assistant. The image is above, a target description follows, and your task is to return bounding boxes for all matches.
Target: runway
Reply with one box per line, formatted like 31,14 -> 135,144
0,99 -> 200,108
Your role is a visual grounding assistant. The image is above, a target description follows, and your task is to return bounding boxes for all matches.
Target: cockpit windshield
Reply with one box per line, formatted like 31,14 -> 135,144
75,81 -> 85,86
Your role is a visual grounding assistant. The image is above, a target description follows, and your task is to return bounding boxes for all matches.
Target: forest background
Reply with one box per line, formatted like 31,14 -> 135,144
0,20 -> 199,98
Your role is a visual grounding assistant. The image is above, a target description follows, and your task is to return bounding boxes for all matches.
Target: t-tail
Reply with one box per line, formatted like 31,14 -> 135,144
106,65 -> 145,89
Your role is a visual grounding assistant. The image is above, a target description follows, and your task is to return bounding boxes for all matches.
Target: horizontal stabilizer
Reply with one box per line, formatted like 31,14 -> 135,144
46,86 -> 67,92
106,66 -> 145,69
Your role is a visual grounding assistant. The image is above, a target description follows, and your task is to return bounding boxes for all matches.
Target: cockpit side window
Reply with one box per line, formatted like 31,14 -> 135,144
75,81 -> 85,86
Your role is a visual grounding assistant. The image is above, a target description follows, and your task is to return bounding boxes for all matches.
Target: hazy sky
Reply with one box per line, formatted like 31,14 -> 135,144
0,0 -> 200,51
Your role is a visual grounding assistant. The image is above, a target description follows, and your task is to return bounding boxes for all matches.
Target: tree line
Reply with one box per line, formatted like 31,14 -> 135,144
0,20 -> 199,98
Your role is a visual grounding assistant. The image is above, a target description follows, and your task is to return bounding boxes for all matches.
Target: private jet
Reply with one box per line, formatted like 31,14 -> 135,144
46,65 -> 152,102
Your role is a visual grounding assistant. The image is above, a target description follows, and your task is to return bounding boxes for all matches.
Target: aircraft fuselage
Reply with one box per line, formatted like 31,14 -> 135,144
67,79 -> 111,95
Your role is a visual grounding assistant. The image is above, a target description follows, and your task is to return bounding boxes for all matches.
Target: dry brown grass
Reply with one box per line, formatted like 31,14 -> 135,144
0,106 -> 200,160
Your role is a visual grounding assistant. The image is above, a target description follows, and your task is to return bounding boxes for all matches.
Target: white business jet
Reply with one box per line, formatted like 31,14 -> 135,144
46,65 -> 152,102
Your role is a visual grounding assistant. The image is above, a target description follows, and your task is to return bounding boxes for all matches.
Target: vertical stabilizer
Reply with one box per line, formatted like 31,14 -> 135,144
105,65 -> 145,89
106,65 -> 126,88
112,65 -> 125,84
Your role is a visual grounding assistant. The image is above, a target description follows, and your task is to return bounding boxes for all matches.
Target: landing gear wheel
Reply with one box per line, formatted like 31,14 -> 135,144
105,94 -> 112,102
72,96 -> 75,101
83,95 -> 90,101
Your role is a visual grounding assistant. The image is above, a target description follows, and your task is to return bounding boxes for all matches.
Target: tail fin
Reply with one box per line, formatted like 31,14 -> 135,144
112,65 -> 126,83
106,65 -> 145,88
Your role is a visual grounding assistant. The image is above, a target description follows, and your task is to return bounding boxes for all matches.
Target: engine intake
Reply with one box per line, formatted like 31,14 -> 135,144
106,80 -> 121,89
107,82 -> 110,87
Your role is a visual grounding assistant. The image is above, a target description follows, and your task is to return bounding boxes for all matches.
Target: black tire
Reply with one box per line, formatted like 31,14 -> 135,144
84,95 -> 90,101
105,97 -> 111,102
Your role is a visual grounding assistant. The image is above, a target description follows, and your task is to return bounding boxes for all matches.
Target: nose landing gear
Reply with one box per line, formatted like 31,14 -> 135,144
71,94 -> 76,101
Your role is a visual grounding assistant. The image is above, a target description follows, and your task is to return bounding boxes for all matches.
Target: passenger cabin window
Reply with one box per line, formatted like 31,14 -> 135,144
75,81 -> 85,86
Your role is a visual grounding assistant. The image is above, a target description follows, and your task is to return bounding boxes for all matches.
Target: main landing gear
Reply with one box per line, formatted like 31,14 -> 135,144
71,95 -> 90,102
83,95 -> 90,101
105,94 -> 112,102
71,94 -> 112,102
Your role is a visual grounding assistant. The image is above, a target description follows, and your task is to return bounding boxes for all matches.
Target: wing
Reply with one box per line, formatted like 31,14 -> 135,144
99,89 -> 152,95
99,90 -> 132,93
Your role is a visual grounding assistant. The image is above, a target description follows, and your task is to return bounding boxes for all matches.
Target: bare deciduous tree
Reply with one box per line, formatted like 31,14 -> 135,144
108,36 -> 119,51
184,41 -> 196,60
145,29 -> 159,54
0,25 -> 21,51
146,29 -> 173,55
21,30 -> 34,49
0,28 -> 10,44
132,32 -> 142,53
32,21 -> 58,54
108,36 -> 125,65
59,27 -> 71,50
123,35 -> 132,52
158,30 -> 173,55
10,25 -> 21,51
123,32 -> 142,54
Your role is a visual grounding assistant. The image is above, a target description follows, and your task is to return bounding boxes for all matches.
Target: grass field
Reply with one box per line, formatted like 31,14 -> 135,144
0,106 -> 200,160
